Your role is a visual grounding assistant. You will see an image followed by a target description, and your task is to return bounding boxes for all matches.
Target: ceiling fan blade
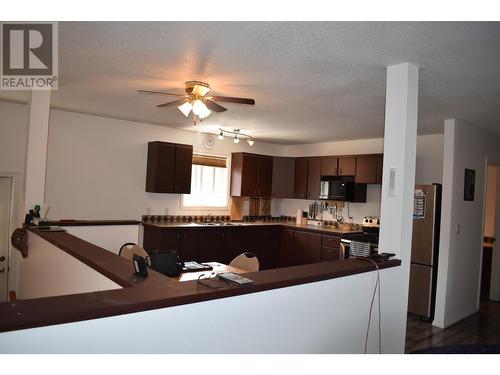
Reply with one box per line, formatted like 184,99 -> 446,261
137,89 -> 186,97
204,99 -> 227,113
157,99 -> 186,108
211,96 -> 255,105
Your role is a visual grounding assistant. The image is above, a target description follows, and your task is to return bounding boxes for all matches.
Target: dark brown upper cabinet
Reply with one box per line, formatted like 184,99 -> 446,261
376,154 -> 383,184
320,156 -> 355,176
145,141 -> 193,193
355,154 -> 384,184
272,157 -> 295,199
321,156 -> 338,176
338,156 -> 356,176
231,153 -> 273,197
306,158 -> 322,200
293,157 -> 321,200
293,158 -> 308,199
258,156 -> 273,197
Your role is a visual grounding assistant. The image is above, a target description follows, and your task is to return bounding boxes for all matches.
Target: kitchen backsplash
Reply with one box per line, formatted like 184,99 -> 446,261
273,184 -> 382,224
142,214 -> 231,223
143,185 -> 381,224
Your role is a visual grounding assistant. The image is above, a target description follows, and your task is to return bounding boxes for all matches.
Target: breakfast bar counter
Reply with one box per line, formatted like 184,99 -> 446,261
0,227 -> 400,333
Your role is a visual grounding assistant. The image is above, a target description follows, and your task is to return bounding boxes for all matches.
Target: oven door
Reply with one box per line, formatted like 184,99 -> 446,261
340,239 -> 350,259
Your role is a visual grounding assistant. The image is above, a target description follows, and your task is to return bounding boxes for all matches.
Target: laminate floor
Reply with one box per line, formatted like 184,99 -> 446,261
405,301 -> 500,353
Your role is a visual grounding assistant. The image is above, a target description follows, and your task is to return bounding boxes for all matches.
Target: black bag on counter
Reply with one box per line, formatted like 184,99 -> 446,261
148,250 -> 183,277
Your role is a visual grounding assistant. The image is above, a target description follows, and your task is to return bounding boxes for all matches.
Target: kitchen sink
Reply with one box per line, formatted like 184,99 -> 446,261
190,222 -> 240,226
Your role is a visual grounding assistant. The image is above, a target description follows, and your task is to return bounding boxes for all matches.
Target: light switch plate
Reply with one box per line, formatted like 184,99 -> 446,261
388,167 -> 396,197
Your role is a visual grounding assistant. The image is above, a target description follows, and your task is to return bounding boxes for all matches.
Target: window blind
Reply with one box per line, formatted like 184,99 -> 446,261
192,154 -> 227,168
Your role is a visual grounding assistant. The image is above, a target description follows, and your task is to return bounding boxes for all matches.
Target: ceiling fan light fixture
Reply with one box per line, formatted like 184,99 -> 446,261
234,135 -> 240,144
218,130 -> 224,140
178,101 -> 192,117
247,139 -> 254,146
192,99 -> 211,119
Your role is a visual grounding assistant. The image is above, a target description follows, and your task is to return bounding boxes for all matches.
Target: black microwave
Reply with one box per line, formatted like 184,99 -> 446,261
319,177 -> 355,201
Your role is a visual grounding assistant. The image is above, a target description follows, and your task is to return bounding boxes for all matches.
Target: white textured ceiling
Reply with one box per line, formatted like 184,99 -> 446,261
1,22 -> 500,144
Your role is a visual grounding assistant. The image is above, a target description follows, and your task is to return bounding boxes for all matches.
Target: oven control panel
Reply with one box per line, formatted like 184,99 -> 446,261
362,216 -> 380,227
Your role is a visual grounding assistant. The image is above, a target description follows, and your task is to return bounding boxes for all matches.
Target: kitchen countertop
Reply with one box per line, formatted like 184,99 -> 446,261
142,221 -> 362,235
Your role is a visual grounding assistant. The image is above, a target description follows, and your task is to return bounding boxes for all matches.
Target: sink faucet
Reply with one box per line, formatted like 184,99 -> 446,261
205,213 -> 213,224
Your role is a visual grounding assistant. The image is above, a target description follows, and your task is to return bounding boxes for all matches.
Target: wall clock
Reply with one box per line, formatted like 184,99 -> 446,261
202,134 -> 216,149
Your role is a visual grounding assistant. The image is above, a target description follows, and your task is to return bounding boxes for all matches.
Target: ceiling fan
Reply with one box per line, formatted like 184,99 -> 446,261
138,81 -> 255,124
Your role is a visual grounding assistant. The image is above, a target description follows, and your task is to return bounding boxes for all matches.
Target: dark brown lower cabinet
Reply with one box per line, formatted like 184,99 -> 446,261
179,229 -> 224,263
143,225 -> 332,271
321,234 -> 342,261
222,226 -> 279,270
295,231 -> 322,264
143,226 -> 181,254
279,228 -> 297,266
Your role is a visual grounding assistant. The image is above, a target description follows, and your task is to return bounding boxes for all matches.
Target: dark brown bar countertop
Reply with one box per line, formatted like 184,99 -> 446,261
43,219 -> 141,226
0,229 -> 400,333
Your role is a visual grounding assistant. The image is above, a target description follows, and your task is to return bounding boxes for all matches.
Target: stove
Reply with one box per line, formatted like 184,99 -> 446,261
341,216 -> 380,257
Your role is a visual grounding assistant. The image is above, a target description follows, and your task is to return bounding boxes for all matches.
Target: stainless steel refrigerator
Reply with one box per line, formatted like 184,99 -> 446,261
408,183 -> 442,320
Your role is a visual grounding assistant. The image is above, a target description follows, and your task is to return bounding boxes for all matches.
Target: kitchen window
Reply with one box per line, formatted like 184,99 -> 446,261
182,155 -> 229,209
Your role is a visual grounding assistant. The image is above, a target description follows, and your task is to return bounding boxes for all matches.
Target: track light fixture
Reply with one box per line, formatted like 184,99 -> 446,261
217,128 -> 254,146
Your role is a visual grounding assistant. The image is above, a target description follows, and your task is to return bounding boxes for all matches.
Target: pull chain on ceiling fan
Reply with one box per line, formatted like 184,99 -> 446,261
138,81 -> 255,124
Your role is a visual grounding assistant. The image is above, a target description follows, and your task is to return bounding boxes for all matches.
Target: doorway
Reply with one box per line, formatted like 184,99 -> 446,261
0,177 -> 12,302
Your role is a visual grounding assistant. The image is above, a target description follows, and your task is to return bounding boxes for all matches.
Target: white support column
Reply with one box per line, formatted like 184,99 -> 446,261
24,90 -> 51,212
378,63 -> 419,351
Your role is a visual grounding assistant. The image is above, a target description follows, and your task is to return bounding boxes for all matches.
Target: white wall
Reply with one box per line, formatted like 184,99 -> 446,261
434,119 -> 500,328
19,232 -> 120,299
415,134 -> 444,184
0,100 -> 29,297
0,265 -> 404,353
0,101 -> 28,224
64,225 -> 140,254
44,109 -> 284,220
2,102 -> 443,224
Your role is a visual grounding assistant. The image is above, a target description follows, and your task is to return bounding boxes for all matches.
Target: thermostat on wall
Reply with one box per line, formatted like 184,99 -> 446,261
388,167 -> 396,197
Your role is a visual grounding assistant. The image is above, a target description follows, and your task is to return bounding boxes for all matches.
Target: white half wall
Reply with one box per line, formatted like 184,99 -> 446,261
434,119 -> 500,328
18,232 -> 120,300
64,225 -> 140,254
0,266 -> 404,353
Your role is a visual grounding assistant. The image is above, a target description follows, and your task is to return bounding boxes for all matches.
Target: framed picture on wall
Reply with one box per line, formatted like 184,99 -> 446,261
464,168 -> 475,201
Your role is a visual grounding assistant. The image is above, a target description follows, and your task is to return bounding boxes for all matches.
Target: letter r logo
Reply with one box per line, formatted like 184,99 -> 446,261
2,23 -> 53,75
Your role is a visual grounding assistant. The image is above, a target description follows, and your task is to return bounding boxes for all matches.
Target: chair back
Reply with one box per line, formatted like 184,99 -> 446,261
229,252 -> 259,272
119,242 -> 150,264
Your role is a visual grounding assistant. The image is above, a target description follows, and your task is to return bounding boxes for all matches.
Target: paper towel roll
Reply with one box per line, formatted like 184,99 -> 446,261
296,209 -> 303,224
